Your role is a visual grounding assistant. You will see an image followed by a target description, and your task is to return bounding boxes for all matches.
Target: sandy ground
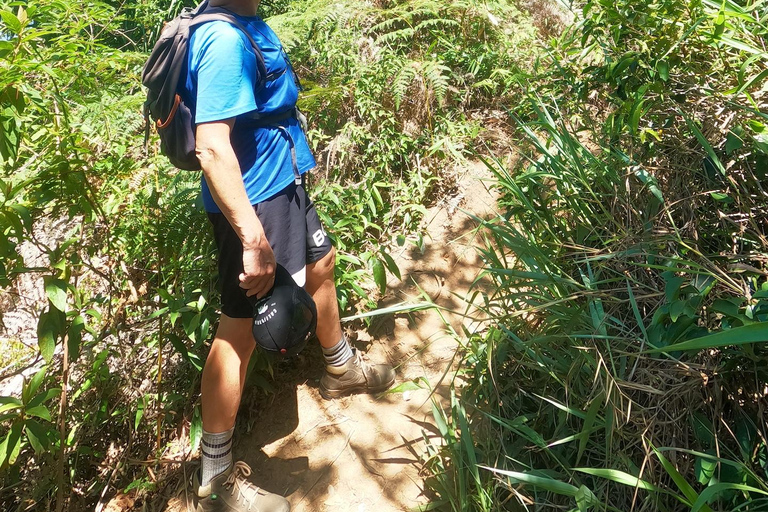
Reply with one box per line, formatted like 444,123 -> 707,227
126,162 -> 500,512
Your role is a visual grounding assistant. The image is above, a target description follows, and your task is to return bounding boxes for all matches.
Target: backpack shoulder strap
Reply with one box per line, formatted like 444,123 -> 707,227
188,8 -> 268,89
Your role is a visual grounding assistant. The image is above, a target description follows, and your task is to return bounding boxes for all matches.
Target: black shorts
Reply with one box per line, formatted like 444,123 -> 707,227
207,179 -> 333,319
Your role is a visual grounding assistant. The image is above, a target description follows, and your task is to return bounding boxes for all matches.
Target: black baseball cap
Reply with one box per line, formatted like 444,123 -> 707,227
250,264 -> 317,358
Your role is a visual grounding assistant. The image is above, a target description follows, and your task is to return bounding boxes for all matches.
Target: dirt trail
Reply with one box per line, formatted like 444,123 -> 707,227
162,162 -> 499,512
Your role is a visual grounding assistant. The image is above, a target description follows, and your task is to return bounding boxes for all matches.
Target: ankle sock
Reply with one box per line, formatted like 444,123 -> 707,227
200,426 -> 234,487
322,335 -> 354,367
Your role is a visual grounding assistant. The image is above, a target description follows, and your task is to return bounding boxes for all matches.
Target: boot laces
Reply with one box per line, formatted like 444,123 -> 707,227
224,461 -> 262,510
352,350 -> 375,382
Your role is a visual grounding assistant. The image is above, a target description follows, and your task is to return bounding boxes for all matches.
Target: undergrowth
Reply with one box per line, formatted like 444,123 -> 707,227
423,0 -> 768,510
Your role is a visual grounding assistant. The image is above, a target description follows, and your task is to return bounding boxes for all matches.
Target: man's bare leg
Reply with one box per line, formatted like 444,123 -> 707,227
306,247 -> 343,349
307,248 -> 395,398
199,315 -> 254,484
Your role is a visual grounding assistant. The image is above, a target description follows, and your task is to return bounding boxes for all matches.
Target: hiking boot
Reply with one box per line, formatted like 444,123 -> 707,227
187,461 -> 290,512
319,349 -> 395,399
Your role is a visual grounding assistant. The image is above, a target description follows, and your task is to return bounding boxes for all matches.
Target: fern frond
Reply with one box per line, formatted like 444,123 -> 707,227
422,60 -> 451,105
415,18 -> 460,33
377,27 -> 415,46
370,16 -> 408,35
392,61 -> 420,109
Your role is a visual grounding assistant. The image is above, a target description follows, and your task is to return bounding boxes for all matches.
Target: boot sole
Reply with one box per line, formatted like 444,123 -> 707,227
319,378 -> 395,400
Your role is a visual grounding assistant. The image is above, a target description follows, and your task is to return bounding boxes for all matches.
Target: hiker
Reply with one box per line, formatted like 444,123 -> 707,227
178,0 -> 396,510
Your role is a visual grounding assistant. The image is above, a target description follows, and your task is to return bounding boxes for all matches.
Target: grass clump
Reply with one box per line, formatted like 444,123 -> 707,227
425,0 -> 768,510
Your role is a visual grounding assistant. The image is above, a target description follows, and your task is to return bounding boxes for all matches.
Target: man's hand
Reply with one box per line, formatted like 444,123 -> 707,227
240,236 -> 276,299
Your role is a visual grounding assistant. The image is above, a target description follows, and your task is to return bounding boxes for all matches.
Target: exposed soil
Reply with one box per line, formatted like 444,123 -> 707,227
119,162 -> 501,512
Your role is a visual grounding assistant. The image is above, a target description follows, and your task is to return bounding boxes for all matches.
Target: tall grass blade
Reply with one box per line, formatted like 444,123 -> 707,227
573,467 -> 661,492
646,322 -> 768,353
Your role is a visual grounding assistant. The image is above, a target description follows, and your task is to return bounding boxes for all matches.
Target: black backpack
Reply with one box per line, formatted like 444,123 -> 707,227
142,1 -> 285,170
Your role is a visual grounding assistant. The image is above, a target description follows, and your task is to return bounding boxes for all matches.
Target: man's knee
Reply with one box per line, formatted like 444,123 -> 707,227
212,315 -> 255,355
307,247 -> 336,289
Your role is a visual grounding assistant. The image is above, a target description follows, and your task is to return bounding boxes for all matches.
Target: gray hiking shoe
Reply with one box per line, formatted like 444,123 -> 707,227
319,349 -> 395,399
187,461 -> 290,512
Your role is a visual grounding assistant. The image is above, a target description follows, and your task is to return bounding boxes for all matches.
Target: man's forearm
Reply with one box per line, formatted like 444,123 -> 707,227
197,138 -> 264,249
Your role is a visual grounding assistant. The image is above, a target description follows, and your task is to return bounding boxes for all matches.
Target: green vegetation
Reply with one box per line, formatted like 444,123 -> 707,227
0,0 -> 766,510
0,0 -> 537,508
424,0 -> 768,510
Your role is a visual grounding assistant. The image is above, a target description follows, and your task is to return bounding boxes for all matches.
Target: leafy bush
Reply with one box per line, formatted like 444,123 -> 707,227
0,1 -> 218,507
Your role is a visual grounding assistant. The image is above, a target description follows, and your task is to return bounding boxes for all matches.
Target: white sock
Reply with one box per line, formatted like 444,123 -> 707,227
322,335 -> 354,367
200,427 -> 234,487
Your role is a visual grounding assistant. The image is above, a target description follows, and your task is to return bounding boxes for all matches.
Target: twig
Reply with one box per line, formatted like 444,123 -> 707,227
56,333 -> 70,512
298,428 -> 354,504
295,415 -> 351,441
94,426 -> 132,512
126,458 -> 197,466
0,355 -> 42,384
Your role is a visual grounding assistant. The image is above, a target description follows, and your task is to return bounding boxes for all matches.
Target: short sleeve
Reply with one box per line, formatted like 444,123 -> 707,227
190,23 -> 259,124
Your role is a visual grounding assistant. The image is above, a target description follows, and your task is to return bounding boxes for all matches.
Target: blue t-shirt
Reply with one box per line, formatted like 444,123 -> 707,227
185,16 -> 316,213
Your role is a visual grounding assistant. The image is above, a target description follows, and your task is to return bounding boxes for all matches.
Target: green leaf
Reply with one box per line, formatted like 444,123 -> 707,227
8,204 -> 31,231
711,298 -> 743,319
372,258 -> 386,295
632,166 -> 664,202
37,311 -> 59,363
669,300 -> 685,322
0,422 -> 23,467
646,322 -> 768,353
735,416 -> 757,457
691,412 -> 714,447
0,396 -> 22,406
664,274 -> 685,302
340,302 -> 434,322
190,405 -> 202,452
25,419 -> 48,454
753,133 -> 768,154
168,333 -> 191,362
713,11 -> 725,37
691,483 -> 768,511
747,120 -> 766,133
681,112 -> 725,175
68,315 -> 85,361
431,401 -> 449,437
26,388 -> 61,409
629,97 -> 646,133
380,250 -> 401,280
386,379 -> 428,394
657,60 -> 669,81
694,453 -> 717,484
575,485 -> 592,512
0,396 -> 22,414
574,467 -> 659,491
135,396 -> 146,431
710,192 -> 733,203
0,431 -> 8,466
0,10 -> 21,33
23,367 -> 46,405
25,405 -> 51,422
43,277 -> 69,312
480,466 -> 591,499
577,392 -> 604,465
652,446 -> 707,508
725,129 -> 744,154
